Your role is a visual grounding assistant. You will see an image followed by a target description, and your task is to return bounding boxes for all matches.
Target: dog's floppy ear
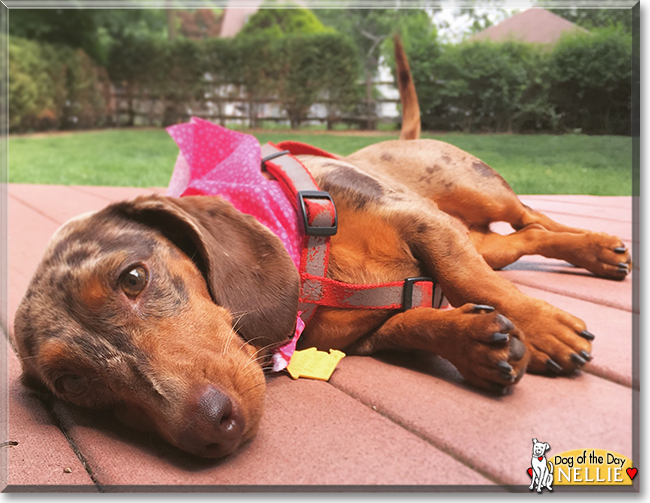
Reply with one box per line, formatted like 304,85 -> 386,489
114,195 -> 300,349
532,438 -> 537,444
544,443 -> 550,452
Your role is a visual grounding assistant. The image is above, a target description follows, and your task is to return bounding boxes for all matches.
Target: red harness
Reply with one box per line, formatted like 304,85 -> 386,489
261,141 -> 447,326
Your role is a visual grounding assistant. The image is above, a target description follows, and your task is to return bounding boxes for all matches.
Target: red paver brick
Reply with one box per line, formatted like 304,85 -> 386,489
52,376 -> 492,488
69,185 -> 166,203
519,197 -> 632,223
330,356 -> 633,486
3,345 -> 97,491
9,184 -> 130,227
499,268 -> 633,313
522,195 -> 634,211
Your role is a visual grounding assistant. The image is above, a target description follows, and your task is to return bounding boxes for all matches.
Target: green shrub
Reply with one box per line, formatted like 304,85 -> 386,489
158,38 -> 206,126
204,32 -> 359,128
9,36 -> 107,132
237,3 -> 333,38
272,33 -> 359,128
63,48 -> 110,129
418,40 -> 555,133
313,33 -> 362,129
549,26 -> 632,135
106,35 -> 165,125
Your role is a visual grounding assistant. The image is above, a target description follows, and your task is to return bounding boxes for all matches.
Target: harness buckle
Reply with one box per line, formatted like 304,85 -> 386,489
261,150 -> 291,171
297,191 -> 338,236
402,277 -> 435,311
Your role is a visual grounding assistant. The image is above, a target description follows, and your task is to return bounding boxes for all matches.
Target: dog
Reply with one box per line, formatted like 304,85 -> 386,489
530,438 -> 554,492
13,38 -> 631,459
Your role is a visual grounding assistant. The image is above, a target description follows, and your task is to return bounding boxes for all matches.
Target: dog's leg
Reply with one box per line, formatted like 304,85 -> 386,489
392,205 -> 593,376
438,187 -> 631,280
469,224 -> 630,280
546,466 -> 554,490
348,304 -> 528,392
536,467 -> 546,492
347,141 -> 632,279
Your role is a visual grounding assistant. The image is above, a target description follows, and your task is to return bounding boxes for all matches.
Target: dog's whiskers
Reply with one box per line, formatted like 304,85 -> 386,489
240,380 -> 267,397
222,329 -> 237,357
232,340 -> 278,379
242,351 -> 273,371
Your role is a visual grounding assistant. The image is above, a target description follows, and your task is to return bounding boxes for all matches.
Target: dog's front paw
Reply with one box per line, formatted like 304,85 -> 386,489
512,300 -> 593,376
447,304 -> 530,394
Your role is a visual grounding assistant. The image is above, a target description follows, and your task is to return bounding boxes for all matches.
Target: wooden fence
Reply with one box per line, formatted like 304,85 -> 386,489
111,81 -> 402,130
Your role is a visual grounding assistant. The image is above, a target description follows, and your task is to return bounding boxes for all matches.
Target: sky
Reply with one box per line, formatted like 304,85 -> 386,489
431,0 -> 537,43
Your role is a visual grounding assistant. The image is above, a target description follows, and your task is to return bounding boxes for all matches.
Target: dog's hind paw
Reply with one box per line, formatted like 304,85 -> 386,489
562,232 -> 632,281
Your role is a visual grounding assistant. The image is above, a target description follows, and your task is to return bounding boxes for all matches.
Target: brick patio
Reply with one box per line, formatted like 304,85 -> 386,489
1,184 -> 638,492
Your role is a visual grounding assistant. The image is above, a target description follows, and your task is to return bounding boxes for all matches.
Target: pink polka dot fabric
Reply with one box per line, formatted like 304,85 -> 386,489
166,117 -> 302,269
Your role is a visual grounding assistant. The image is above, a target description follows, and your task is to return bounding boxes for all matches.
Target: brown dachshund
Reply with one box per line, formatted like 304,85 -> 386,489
13,39 -> 631,459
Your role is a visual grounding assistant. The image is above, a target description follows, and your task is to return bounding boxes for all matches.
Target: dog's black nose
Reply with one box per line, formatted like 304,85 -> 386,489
178,385 -> 245,458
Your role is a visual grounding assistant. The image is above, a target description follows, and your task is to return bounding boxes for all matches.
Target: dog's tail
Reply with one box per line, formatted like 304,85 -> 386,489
394,34 -> 421,141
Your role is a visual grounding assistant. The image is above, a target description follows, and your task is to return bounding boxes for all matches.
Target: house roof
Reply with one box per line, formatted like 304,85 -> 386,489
219,0 -> 264,38
468,8 -> 587,45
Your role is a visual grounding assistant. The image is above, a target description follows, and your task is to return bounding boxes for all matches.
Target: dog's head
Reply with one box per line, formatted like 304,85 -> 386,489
14,195 -> 300,458
532,438 -> 550,457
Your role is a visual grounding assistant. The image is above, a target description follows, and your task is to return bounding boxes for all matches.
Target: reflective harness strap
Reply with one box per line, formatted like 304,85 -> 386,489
261,142 -> 446,326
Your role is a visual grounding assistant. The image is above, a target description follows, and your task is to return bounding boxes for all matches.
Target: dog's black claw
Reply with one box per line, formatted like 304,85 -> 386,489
491,332 -> 510,343
618,262 -> 629,269
618,267 -> 629,275
571,353 -> 587,366
497,361 -> 513,373
579,330 -> 596,341
509,337 -> 526,362
579,350 -> 592,362
545,359 -> 563,374
473,304 -> 495,313
614,246 -> 627,254
497,361 -> 515,381
495,314 -> 514,332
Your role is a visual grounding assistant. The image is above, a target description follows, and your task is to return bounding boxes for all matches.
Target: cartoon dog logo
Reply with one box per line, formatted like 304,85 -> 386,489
529,438 -> 554,492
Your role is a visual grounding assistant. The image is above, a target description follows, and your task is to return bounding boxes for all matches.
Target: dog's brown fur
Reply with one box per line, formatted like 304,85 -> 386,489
13,37 -> 631,458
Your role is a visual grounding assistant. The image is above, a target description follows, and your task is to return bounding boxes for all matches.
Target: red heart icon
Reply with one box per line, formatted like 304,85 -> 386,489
626,467 -> 638,480
538,456 -> 543,461
527,468 -> 533,477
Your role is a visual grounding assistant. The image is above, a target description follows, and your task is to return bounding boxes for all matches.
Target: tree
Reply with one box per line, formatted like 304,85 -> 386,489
9,8 -> 169,66
317,8 -> 435,129
9,9 -> 101,61
537,1 -> 633,32
237,2 -> 333,39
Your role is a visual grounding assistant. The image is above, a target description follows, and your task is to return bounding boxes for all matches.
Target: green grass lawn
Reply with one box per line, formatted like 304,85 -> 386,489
8,129 -> 633,195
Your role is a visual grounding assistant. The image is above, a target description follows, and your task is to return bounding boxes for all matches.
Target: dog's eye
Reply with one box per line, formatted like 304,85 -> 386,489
120,265 -> 148,298
56,374 -> 89,396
